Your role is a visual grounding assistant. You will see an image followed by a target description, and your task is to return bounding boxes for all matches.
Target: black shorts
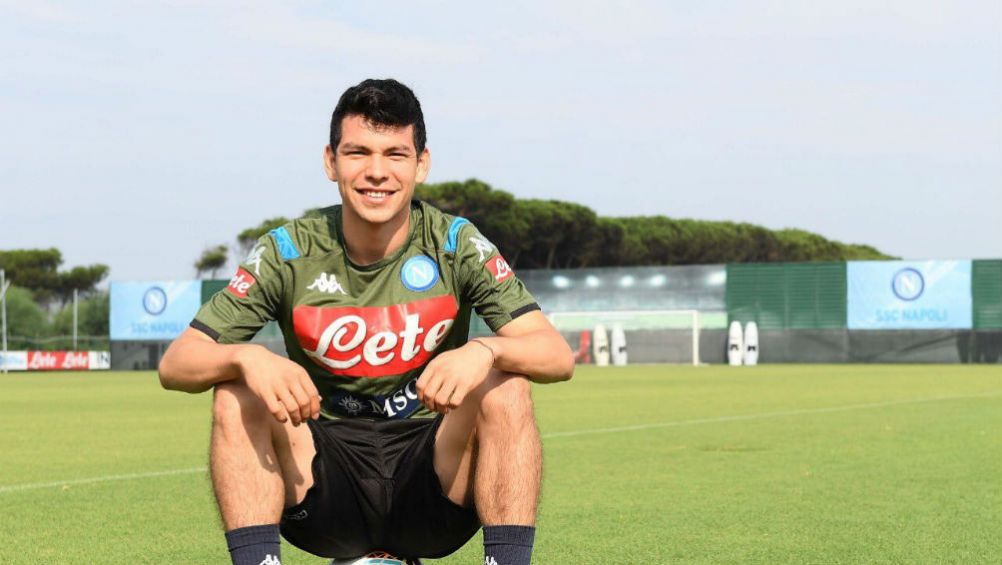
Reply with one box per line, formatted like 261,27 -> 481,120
279,415 -> 480,559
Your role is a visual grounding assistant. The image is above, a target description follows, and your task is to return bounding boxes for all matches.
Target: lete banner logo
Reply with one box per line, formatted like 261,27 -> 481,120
848,260 -> 972,329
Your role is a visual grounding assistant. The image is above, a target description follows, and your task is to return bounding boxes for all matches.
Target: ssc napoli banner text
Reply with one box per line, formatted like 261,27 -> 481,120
847,261 -> 972,329
110,281 -> 202,340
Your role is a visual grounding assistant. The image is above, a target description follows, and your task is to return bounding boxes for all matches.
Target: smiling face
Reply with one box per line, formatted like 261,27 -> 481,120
324,114 -> 430,227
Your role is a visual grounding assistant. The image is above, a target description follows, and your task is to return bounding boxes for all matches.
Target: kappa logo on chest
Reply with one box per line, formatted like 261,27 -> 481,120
307,272 -> 347,295
293,294 -> 459,377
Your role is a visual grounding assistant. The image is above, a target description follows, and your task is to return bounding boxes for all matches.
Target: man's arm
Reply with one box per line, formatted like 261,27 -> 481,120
158,328 -> 251,393
473,310 -> 574,384
158,327 -> 321,425
416,310 -> 574,413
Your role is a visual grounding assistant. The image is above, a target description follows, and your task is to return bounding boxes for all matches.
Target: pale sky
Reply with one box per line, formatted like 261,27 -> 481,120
2,1 -> 1000,283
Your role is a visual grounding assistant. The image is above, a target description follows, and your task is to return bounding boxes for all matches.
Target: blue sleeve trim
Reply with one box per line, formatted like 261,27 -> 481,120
444,217 -> 470,253
269,226 -> 301,260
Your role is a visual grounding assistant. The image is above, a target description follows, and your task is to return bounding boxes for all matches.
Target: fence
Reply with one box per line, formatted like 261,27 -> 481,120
100,258 -> 1002,369
5,335 -> 110,351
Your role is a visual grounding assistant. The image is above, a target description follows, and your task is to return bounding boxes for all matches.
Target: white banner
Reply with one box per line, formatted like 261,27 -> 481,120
0,351 -> 28,371
88,351 -> 112,370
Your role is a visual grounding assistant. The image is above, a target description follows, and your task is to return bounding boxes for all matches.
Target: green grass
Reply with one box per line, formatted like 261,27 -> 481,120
1,365 -> 999,564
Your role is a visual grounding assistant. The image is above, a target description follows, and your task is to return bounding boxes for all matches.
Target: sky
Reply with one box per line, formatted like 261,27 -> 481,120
2,0 -> 1000,283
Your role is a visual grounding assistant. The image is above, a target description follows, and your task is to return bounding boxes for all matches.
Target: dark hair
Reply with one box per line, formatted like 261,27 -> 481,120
329,78 -> 427,154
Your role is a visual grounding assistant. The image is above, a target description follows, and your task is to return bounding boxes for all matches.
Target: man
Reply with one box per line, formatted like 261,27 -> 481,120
159,78 -> 574,565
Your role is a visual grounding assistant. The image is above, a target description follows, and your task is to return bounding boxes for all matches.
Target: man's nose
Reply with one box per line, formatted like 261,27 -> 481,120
365,155 -> 389,183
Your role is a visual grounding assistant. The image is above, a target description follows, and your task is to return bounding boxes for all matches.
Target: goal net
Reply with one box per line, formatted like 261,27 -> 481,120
548,309 -> 707,366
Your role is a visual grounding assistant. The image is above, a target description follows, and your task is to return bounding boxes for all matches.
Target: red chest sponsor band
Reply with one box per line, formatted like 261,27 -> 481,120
293,294 -> 459,378
485,254 -> 514,283
226,267 -> 257,298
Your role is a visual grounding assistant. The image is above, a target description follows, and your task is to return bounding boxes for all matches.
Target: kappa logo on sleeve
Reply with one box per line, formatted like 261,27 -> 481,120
485,254 -> 514,283
244,245 -> 266,275
226,267 -> 256,298
469,235 -> 495,263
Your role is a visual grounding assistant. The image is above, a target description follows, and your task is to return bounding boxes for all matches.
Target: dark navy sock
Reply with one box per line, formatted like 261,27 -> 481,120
225,524 -> 281,565
483,525 -> 535,565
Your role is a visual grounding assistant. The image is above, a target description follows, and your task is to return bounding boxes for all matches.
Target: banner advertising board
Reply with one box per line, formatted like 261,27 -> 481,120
89,351 -> 112,370
0,351 -> 111,371
848,260 -> 972,329
28,350 -> 91,370
110,281 -> 202,340
0,351 -> 28,371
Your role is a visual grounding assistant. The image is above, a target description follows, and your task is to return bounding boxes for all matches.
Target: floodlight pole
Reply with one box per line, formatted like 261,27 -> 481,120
1,269 -> 8,375
73,288 -> 78,350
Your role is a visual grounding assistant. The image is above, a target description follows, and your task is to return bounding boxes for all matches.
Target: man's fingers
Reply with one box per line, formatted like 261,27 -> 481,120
277,389 -> 301,426
434,382 -> 456,413
309,391 -> 321,420
421,372 -> 445,412
300,372 -> 321,399
415,362 -> 436,399
289,381 -> 312,424
416,367 -> 435,404
295,372 -> 322,420
264,395 -> 288,424
448,383 -> 468,409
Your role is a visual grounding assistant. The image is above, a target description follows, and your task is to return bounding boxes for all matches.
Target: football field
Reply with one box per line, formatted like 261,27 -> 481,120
1,364 -> 999,564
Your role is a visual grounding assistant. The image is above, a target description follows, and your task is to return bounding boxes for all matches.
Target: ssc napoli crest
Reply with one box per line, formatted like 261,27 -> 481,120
401,255 -> 439,292
891,267 -> 924,301
142,286 -> 168,315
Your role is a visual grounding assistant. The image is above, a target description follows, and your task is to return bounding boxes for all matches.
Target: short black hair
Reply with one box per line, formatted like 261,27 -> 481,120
329,78 -> 427,154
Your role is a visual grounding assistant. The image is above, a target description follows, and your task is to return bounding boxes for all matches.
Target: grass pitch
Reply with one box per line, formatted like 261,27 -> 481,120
0,364 -> 999,564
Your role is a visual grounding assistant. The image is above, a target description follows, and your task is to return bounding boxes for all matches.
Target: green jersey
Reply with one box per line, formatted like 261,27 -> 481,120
191,200 -> 539,420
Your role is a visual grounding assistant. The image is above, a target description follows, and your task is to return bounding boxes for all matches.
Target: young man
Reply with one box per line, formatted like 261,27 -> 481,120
159,78 -> 574,565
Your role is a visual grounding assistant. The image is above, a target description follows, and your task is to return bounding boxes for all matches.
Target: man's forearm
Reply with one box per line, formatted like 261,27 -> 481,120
158,332 -> 256,393
475,331 -> 574,384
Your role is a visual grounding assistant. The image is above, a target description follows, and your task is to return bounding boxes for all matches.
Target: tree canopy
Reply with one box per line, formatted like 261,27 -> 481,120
0,249 -> 108,305
237,217 -> 292,255
2,286 -> 49,348
234,178 -> 893,270
194,244 -> 229,279
416,179 -> 893,268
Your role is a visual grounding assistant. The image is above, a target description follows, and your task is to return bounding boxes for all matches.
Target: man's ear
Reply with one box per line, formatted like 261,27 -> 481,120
323,145 -> 338,182
415,148 -> 431,184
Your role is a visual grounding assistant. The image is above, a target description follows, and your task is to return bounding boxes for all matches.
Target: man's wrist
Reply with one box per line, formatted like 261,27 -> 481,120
469,338 -> 498,367
230,344 -> 263,379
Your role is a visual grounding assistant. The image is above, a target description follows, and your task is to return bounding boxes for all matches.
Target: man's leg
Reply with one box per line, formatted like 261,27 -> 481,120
435,370 -> 542,565
211,381 -> 317,565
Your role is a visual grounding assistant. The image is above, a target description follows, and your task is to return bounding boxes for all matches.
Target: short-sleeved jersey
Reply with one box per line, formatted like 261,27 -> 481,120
191,200 -> 539,420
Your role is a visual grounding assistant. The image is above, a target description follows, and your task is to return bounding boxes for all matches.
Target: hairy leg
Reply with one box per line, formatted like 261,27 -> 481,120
211,381 -> 317,530
435,370 -> 542,525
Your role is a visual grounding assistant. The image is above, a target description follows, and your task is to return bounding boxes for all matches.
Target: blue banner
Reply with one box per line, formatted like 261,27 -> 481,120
847,261 -> 972,329
110,281 -> 202,340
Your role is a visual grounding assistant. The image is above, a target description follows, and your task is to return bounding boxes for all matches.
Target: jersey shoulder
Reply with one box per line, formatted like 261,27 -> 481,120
266,206 -> 344,263
414,199 -> 487,256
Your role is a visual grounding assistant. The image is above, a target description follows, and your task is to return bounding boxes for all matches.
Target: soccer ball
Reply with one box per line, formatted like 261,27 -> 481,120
329,551 -> 422,565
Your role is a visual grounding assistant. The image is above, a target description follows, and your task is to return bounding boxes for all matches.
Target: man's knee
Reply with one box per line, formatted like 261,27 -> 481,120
477,373 -> 534,425
212,381 -> 265,433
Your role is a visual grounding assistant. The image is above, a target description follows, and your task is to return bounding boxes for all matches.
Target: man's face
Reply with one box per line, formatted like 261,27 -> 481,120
324,114 -> 430,226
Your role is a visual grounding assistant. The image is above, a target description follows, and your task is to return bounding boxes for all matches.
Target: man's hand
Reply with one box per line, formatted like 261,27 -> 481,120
416,340 -> 495,413
235,346 -> 322,426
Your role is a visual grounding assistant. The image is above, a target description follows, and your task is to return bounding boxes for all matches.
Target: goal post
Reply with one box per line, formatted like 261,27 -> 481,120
548,309 -> 703,366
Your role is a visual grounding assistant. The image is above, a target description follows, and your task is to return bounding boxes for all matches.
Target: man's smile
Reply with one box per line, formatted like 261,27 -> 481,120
355,188 -> 397,202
